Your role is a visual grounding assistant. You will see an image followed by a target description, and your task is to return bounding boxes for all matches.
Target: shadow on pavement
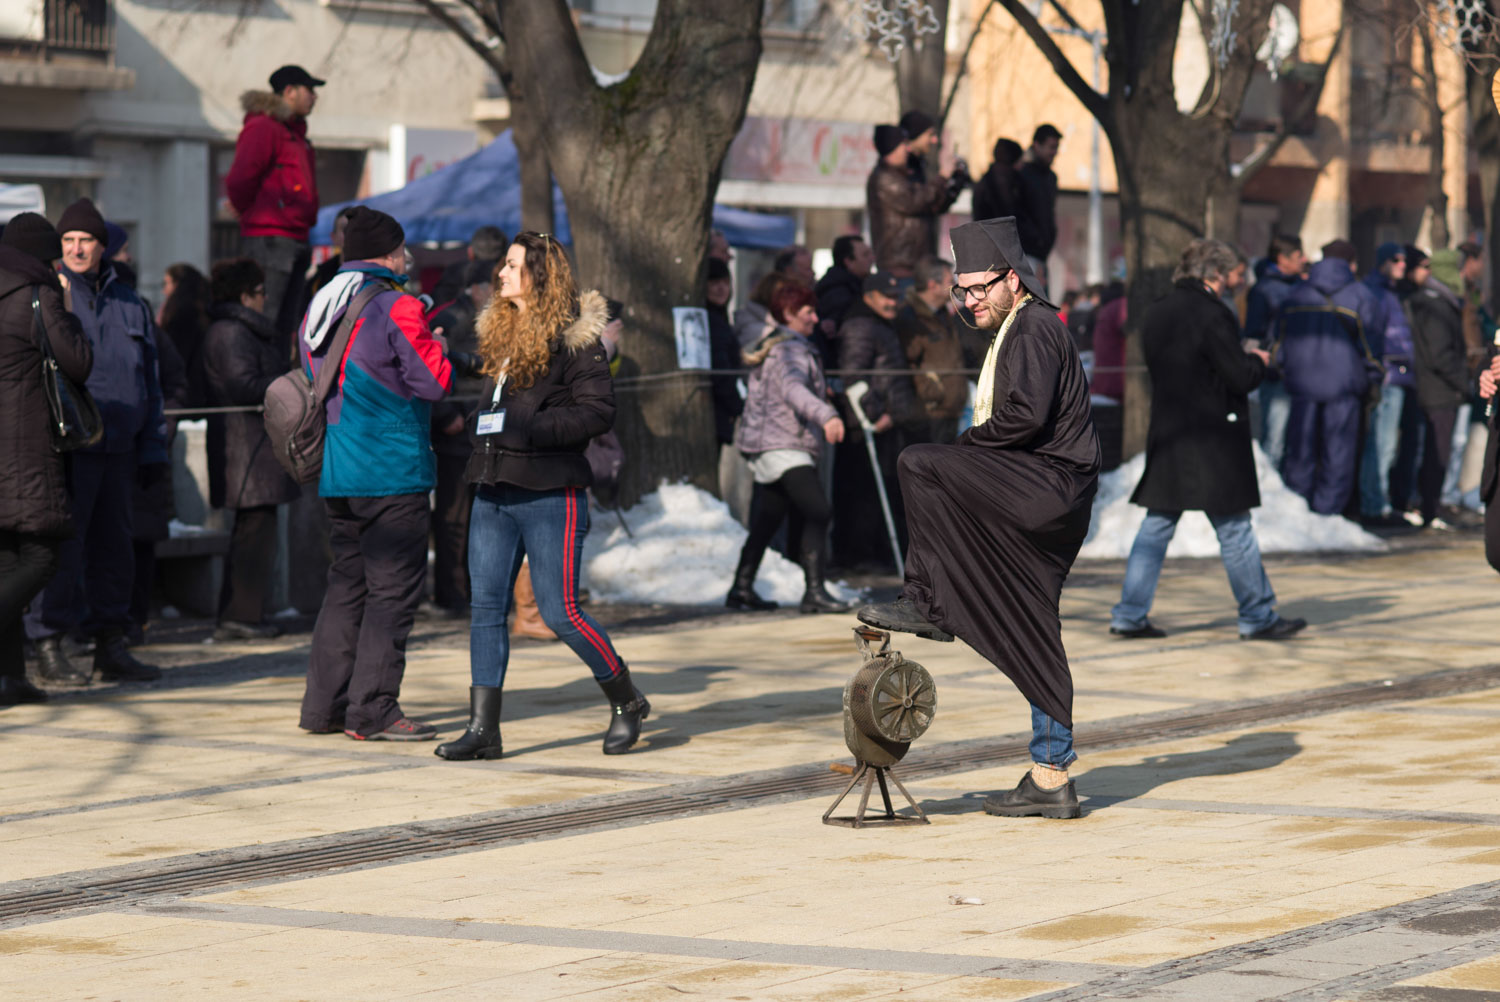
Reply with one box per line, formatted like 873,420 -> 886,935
909,730 -> 1302,818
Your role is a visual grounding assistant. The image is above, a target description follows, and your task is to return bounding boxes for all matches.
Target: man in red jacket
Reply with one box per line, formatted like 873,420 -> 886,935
225,64 -> 324,345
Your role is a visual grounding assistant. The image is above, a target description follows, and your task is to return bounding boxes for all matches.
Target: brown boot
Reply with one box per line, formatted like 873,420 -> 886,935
511,561 -> 557,641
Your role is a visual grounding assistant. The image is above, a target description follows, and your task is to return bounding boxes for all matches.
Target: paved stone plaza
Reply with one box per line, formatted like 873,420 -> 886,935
2,536 -> 1499,1001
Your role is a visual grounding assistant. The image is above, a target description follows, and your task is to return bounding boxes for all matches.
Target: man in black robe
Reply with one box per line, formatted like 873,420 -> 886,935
859,216 -> 1100,820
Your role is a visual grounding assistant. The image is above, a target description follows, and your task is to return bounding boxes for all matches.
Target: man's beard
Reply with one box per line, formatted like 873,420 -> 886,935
979,284 -> 1018,330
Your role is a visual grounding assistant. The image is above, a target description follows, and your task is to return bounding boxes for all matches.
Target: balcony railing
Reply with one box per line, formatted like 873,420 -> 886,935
44,0 -> 113,56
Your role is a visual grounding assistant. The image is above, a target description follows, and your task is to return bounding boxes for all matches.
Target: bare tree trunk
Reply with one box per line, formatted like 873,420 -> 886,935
497,0 -> 762,505
1468,60 -> 1500,312
510,89 -> 555,236
896,0 -> 949,118
1419,19 -> 1451,252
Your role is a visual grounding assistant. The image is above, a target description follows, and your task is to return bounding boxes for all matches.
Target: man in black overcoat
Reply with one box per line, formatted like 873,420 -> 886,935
1109,238 -> 1306,642
859,216 -> 1100,820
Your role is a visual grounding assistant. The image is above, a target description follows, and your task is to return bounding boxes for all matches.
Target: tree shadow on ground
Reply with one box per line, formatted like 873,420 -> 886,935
910,730 -> 1302,818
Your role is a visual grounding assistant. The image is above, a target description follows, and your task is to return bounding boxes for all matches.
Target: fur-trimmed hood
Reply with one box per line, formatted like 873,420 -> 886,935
475,288 -> 609,355
240,90 -> 295,121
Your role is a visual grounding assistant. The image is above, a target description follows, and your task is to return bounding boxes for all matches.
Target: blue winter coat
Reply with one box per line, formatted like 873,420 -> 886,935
1363,271 -> 1415,390
1274,258 -> 1382,402
62,263 -> 168,463
1242,261 -> 1300,343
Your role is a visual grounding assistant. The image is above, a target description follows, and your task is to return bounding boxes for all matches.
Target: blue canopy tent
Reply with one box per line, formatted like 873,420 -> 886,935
311,130 -> 794,250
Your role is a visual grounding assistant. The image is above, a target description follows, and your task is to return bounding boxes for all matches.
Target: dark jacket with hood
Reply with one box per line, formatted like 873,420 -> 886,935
708,302 -> 744,445
225,91 -> 320,240
972,160 -> 1022,224
1016,155 -> 1058,259
430,291 -> 483,459
0,246 -> 94,538
815,264 -> 863,333
837,298 -> 919,431
1133,279 -> 1267,515
465,290 -> 615,492
64,261 -> 168,463
1274,258 -> 1381,402
1403,274 -> 1469,410
204,301 -> 300,510
1242,260 -> 1300,344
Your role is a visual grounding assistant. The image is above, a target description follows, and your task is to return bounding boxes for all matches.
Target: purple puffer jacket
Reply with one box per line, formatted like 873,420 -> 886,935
734,327 -> 838,458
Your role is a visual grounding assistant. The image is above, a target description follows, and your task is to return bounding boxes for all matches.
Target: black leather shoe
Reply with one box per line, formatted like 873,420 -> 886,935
1110,622 -> 1167,639
1240,616 -> 1307,641
983,771 -> 1080,819
435,686 -> 504,761
0,675 -> 49,707
34,636 -> 90,687
599,668 -> 650,755
94,633 -> 162,682
213,620 -> 282,642
856,598 -> 954,642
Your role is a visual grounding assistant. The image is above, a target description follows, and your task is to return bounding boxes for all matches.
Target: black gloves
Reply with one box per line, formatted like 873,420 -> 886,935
447,351 -> 485,379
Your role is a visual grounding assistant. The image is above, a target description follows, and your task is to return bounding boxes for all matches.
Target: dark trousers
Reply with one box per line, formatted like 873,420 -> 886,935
25,451 -> 135,640
130,538 -> 155,631
739,466 -> 831,574
1418,406 -> 1458,521
220,505 -> 279,625
1,532 -> 62,679
431,450 -> 473,610
300,494 -> 429,735
1390,390 -> 1423,511
242,235 -> 312,347
1281,395 -> 1363,515
1487,491 -> 1500,574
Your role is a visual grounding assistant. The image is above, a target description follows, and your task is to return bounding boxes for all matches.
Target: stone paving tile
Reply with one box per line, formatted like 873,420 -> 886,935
1394,952 -> 1500,990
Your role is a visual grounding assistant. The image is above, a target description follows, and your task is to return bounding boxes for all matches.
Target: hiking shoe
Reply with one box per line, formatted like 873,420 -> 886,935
983,771 -> 1081,820
856,598 -> 954,643
345,717 -> 437,741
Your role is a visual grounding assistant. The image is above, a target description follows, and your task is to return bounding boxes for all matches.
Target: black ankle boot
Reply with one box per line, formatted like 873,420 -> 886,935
0,674 -> 49,707
725,559 -> 777,611
598,668 -> 650,755
94,632 -> 161,682
435,686 -> 504,761
34,636 -> 89,687
798,552 -> 855,615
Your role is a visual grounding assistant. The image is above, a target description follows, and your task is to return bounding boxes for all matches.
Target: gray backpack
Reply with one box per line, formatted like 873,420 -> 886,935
263,284 -> 383,484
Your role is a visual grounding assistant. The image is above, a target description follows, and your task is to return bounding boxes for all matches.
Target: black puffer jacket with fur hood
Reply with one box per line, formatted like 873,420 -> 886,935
465,290 -> 615,491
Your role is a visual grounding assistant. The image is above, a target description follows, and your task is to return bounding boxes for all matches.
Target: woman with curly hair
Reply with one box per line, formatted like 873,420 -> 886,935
726,283 -> 852,615
436,232 -> 647,761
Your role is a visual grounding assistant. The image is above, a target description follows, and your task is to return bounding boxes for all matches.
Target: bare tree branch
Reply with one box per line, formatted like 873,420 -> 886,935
940,0 -> 998,129
414,0 -> 506,77
1231,17 -> 1346,189
995,0 -> 1112,129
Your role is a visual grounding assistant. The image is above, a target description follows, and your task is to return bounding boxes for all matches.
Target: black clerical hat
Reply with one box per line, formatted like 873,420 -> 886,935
949,216 -> 1049,303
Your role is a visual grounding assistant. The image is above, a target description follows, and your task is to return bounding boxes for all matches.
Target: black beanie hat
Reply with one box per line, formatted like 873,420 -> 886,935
899,110 -> 935,139
1,212 -> 63,263
874,124 -> 906,157
342,206 -> 405,262
56,198 -> 108,244
707,257 -> 732,281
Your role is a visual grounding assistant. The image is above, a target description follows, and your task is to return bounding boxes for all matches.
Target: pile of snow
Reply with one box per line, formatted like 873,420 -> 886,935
1079,443 -> 1385,559
582,484 -> 861,606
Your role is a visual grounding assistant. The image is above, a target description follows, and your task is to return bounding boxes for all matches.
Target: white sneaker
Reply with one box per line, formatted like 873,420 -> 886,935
1427,517 -> 1454,532
1401,510 -> 1425,527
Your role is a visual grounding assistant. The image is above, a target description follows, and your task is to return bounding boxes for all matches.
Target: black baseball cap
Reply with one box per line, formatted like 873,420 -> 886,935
269,65 -> 326,92
863,271 -> 901,297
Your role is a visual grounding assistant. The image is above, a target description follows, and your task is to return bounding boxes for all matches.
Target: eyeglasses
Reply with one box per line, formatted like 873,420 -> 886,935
949,271 -> 1009,308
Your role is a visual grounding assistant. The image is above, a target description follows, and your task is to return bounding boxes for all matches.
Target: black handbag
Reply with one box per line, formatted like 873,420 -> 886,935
31,286 -> 104,453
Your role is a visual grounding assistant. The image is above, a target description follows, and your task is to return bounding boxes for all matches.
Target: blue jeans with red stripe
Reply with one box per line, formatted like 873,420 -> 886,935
468,484 -> 624,688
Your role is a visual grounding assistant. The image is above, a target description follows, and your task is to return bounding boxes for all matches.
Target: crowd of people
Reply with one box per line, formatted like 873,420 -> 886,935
5,67 -> 1498,797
